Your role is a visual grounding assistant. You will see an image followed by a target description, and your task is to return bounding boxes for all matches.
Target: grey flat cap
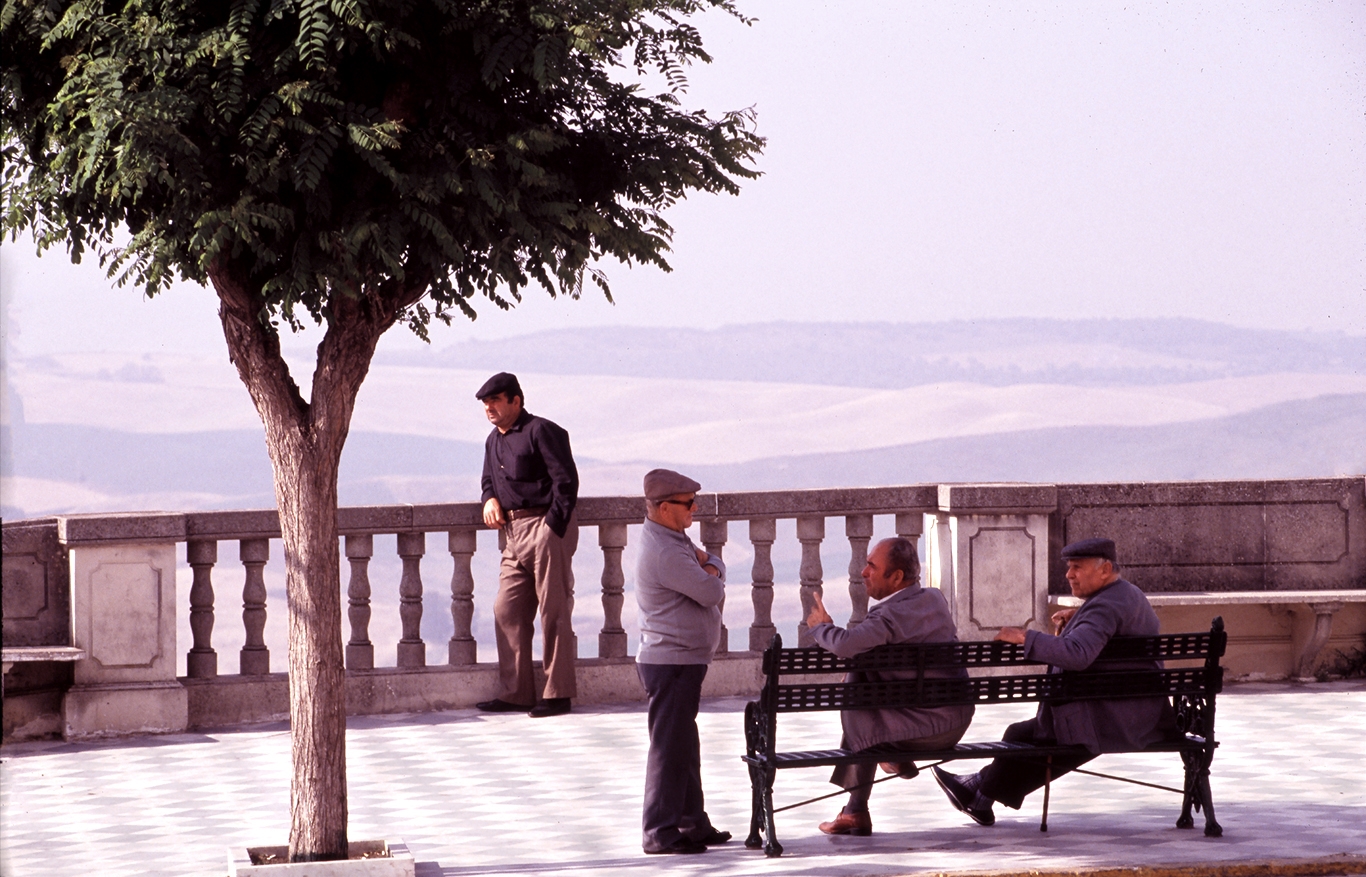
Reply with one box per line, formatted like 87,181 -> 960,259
475,372 -> 522,400
643,468 -> 701,501
1061,538 -> 1117,563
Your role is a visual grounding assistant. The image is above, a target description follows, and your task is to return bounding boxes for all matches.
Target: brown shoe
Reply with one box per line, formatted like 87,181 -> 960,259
818,810 -> 872,836
880,761 -> 919,778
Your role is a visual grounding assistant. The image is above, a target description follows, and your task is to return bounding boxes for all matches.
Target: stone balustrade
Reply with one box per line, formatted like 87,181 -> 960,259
3,478 -> 1364,742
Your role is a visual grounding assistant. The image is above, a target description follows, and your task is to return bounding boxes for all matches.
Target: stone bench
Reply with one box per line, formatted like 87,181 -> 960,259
1050,591 -> 1366,679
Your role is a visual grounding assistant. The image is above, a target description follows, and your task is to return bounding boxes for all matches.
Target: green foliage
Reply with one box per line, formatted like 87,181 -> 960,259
1,0 -> 763,337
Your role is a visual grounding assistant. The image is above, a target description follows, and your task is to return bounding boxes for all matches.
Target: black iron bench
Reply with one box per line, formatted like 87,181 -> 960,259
741,617 -> 1226,856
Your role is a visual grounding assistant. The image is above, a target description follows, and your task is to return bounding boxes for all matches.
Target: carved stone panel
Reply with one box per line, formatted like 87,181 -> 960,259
968,527 -> 1038,630
1,519 -> 71,646
88,562 -> 163,668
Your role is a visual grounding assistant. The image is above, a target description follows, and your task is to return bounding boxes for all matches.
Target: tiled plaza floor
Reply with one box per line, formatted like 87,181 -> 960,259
1,680 -> 1364,877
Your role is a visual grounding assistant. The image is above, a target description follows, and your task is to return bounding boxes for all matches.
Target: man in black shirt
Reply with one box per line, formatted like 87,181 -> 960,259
474,372 -> 580,718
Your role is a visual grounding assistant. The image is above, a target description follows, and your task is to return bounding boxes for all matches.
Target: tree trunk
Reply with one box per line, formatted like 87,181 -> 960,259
211,266 -> 398,862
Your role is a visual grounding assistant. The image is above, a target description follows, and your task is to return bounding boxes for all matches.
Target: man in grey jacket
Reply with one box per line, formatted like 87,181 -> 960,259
635,469 -> 730,855
932,537 -> 1177,826
806,537 -> 975,836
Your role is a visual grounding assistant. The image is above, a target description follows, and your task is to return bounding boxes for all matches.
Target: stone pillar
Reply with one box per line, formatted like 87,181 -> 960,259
185,540 -> 218,679
447,530 -> 478,666
238,539 -> 271,675
845,515 -> 873,627
345,534 -> 375,671
700,519 -> 729,654
928,484 -> 1058,642
597,523 -> 629,659
64,541 -> 188,739
396,532 -> 426,668
796,515 -> 825,647
748,518 -> 777,651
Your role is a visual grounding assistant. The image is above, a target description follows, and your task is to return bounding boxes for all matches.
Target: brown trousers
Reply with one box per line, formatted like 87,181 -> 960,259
831,721 -> 972,811
493,512 -> 579,704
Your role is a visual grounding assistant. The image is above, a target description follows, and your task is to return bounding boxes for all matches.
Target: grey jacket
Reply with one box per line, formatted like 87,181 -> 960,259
635,519 -> 726,665
812,586 -> 975,752
1025,578 -> 1177,753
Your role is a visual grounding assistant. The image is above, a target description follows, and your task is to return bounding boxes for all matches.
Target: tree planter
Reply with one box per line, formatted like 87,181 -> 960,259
228,840 -> 414,876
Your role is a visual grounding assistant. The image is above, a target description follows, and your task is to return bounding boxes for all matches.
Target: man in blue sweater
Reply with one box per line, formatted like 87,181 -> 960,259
933,537 -> 1176,826
635,468 -> 730,855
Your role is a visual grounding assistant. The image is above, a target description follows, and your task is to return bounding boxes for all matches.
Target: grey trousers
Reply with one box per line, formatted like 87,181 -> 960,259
493,512 -> 578,704
638,662 -> 716,852
831,721 -> 972,812
978,717 -> 1095,809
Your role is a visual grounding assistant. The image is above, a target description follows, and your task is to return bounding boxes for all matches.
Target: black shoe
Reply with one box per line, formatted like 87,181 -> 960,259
696,829 -> 731,845
528,697 -> 571,718
645,837 -> 708,855
476,698 -> 532,713
932,766 -> 995,826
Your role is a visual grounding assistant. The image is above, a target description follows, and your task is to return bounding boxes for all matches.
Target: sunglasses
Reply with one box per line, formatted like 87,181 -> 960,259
662,498 -> 698,509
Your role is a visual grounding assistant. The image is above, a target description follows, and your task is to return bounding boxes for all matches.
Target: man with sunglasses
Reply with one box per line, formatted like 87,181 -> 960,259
473,372 -> 580,718
635,468 -> 730,855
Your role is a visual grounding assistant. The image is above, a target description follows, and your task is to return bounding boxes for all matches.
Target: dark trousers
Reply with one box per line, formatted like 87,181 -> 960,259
978,717 -> 1095,810
638,662 -> 714,851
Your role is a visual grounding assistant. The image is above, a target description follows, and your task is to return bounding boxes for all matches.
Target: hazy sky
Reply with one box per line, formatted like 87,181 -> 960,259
2,0 -> 1364,361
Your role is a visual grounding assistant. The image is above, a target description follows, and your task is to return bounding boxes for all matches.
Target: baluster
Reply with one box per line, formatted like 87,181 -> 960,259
896,512 -> 924,582
598,523 -> 629,658
396,532 -> 426,668
846,515 -> 873,627
186,539 -> 218,678
345,533 -> 375,671
748,518 -> 777,651
700,519 -> 729,654
796,516 -> 825,647
448,530 -> 477,665
239,538 -> 270,675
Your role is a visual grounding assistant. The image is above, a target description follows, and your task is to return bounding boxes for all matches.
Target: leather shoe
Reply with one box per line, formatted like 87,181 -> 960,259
644,837 -> 707,855
475,698 -> 531,713
818,810 -> 872,836
880,761 -> 919,778
932,766 -> 995,826
695,828 -> 731,845
527,697 -> 571,718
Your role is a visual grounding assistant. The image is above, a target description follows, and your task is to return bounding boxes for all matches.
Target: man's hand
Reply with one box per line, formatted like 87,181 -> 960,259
695,547 -> 720,577
1051,607 -> 1077,634
806,592 -> 833,628
482,497 -> 506,528
995,626 -> 1027,644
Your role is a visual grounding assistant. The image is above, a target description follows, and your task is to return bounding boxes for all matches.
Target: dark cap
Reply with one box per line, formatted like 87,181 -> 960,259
643,468 -> 701,502
475,372 -> 522,401
1061,538 -> 1117,563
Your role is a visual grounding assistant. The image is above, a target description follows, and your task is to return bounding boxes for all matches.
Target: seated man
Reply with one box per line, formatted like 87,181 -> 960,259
805,537 -> 975,837
932,537 -> 1176,826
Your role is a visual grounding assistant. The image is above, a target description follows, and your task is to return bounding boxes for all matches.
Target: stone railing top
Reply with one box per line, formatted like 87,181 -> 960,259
938,483 -> 1059,515
19,485 -> 943,545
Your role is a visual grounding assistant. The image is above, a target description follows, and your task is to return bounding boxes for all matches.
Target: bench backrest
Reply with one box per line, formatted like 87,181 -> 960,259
759,618 -> 1226,714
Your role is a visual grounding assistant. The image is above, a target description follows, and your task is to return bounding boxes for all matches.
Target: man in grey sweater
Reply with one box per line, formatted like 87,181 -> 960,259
806,537 -> 974,836
635,468 -> 730,855
932,537 -> 1177,826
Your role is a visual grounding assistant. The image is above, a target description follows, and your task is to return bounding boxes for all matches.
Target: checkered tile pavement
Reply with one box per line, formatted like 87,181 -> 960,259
2,680 -> 1363,877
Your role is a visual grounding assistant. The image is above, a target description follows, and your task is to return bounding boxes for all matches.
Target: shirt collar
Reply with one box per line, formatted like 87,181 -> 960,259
505,408 -> 533,433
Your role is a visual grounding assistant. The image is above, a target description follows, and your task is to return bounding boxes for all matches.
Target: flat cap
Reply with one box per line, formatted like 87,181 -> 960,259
1061,537 -> 1117,563
475,372 -> 522,401
643,468 -> 701,502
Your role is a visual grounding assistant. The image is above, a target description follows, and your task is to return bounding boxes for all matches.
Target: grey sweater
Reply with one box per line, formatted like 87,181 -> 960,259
635,519 -> 726,665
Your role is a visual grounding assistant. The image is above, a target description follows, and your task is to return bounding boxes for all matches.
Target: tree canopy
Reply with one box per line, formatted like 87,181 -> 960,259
2,0 -> 762,337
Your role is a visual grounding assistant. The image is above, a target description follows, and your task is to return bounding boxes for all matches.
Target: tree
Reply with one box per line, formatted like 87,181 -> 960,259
2,0 -> 761,861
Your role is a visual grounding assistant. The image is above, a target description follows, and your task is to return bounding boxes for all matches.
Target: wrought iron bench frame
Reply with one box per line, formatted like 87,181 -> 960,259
741,617 -> 1227,856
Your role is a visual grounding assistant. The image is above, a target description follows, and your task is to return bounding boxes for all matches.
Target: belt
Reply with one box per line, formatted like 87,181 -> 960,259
506,506 -> 549,521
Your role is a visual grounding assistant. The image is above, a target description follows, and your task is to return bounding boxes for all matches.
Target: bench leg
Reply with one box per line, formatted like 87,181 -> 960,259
1197,755 -> 1222,837
1177,750 -> 1198,829
762,767 -> 783,857
1039,757 -> 1052,832
745,763 -> 764,849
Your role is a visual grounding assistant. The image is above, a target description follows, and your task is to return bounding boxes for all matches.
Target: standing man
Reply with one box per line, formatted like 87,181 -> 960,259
932,537 -> 1176,825
635,469 -> 731,855
805,537 -> 975,837
474,372 -> 580,719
